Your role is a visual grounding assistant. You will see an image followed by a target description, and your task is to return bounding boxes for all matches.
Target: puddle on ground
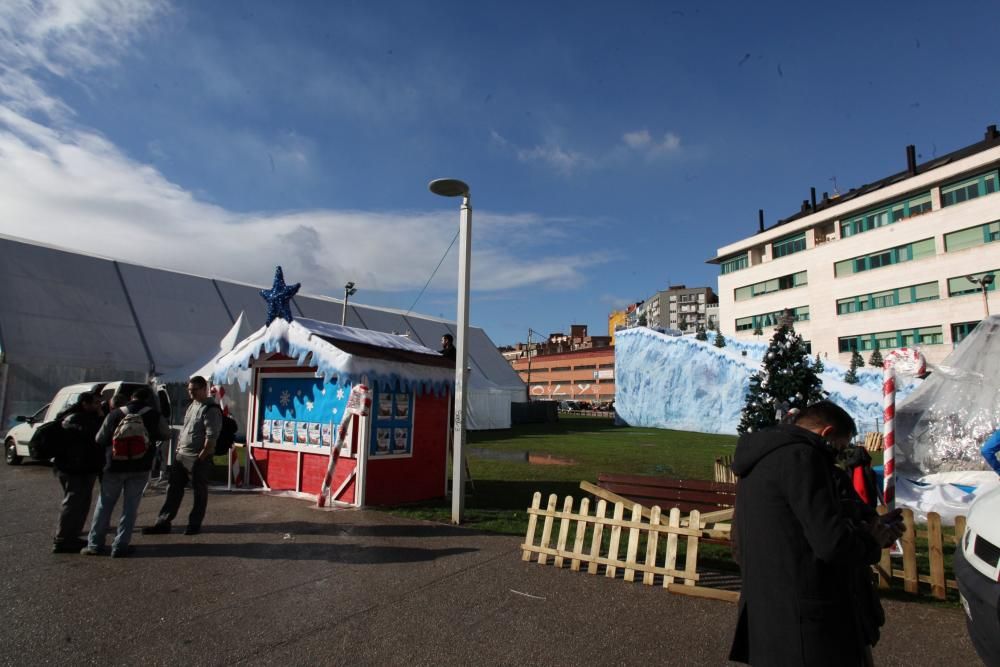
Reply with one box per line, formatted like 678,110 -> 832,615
469,448 -> 577,466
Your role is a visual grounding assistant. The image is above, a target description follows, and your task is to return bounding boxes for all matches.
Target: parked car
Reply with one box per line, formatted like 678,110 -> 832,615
558,400 -> 580,412
4,380 -> 169,465
955,483 -> 1000,666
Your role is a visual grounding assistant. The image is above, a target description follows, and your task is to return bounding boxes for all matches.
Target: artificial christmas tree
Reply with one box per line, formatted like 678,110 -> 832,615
869,344 -> 883,368
695,324 -> 708,341
737,321 -> 825,434
812,353 -> 825,374
714,331 -> 727,348
844,350 -> 862,385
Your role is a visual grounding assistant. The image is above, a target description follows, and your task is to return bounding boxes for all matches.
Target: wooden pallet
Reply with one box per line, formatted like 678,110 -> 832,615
876,508 -> 965,600
714,455 -> 737,484
521,491 -> 738,603
863,432 -> 883,453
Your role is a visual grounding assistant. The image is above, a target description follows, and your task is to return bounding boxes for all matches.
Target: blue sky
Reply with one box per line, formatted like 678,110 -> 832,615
1,1 -> 998,346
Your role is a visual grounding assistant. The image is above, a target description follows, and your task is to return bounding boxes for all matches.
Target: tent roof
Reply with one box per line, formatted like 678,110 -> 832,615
0,235 -> 523,395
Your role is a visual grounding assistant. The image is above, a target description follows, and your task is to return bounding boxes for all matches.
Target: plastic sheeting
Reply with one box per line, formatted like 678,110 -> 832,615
894,315 -> 1000,477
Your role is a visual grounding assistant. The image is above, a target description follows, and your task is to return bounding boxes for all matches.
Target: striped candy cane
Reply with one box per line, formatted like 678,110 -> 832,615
318,385 -> 371,507
882,348 -> 926,508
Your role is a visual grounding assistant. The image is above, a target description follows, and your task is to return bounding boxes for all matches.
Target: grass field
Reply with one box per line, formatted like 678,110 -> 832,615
382,415 -> 738,534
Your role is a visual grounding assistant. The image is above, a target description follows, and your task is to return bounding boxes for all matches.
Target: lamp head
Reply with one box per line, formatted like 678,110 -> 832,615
982,274 -> 996,286
429,178 -> 469,198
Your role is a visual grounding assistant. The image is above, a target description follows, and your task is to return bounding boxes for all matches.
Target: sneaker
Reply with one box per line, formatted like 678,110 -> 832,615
80,546 -> 102,556
141,523 -> 171,535
110,546 -> 135,558
183,526 -> 201,536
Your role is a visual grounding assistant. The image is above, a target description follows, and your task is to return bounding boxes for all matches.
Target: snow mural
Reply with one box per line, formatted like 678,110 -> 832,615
614,327 -> 915,435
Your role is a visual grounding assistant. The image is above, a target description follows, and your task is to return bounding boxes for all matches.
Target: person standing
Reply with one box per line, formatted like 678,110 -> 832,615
143,376 -> 221,536
439,333 -> 456,361
51,392 -> 105,553
981,428 -> 1000,475
82,387 -> 169,557
728,401 -> 904,666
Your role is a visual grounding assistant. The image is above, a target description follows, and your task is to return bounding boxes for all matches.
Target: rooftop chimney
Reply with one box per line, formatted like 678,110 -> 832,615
810,187 -> 817,209
822,191 -> 830,204
906,144 -> 917,176
801,199 -> 810,213
758,209 -> 764,233
987,124 -> 999,142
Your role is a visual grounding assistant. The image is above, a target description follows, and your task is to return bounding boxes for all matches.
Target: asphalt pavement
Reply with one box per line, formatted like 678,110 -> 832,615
0,461 -> 980,666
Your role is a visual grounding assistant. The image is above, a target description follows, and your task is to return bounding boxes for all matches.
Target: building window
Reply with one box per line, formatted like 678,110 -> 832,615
734,271 -> 808,301
573,365 -> 596,371
944,221 -> 1000,252
734,306 -> 809,332
550,366 -> 571,371
947,270 -> 999,297
840,192 -> 932,238
941,170 -> 999,207
835,281 -> 940,315
721,254 -> 749,274
834,238 -> 936,277
772,232 -> 807,259
838,325 -> 944,353
951,321 -> 981,345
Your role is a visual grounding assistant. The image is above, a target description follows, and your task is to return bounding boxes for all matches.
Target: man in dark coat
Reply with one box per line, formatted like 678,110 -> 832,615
51,392 -> 105,553
728,401 -> 903,666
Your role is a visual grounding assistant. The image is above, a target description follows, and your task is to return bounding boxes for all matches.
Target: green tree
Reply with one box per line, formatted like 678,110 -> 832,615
637,314 -> 647,327
695,324 -> 708,341
737,322 -> 825,434
714,330 -> 727,348
869,344 -> 883,368
812,353 -> 825,374
844,350 -> 862,385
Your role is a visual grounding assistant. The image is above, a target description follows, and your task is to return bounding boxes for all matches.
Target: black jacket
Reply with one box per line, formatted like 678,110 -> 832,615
728,424 -> 881,666
96,400 -> 170,474
55,408 -> 105,475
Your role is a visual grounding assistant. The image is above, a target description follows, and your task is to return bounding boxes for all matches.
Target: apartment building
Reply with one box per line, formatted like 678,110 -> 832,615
711,125 -> 1000,365
510,347 -> 616,403
608,309 -> 627,344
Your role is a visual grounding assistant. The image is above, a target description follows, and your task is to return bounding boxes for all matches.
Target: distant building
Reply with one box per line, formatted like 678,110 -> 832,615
710,124 -> 1000,365
608,309 -> 627,343
500,324 -> 611,362
511,347 -> 615,404
648,285 -> 717,333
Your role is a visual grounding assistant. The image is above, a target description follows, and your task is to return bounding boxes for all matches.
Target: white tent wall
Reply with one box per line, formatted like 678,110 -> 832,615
0,236 -> 524,431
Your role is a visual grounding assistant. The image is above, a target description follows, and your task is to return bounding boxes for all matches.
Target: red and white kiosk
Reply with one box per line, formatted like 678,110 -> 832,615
213,316 -> 453,507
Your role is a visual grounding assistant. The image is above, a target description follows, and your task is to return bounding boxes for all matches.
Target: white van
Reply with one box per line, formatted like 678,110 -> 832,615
4,381 -> 170,465
955,483 -> 1000,666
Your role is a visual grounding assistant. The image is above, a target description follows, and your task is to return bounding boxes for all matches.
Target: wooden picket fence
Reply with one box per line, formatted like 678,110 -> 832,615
713,455 -> 737,484
521,492 -> 738,603
876,508 -> 965,600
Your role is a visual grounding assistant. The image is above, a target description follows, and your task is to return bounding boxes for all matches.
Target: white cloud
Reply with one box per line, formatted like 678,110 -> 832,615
622,129 -> 682,158
493,127 -> 684,175
0,106 -> 604,294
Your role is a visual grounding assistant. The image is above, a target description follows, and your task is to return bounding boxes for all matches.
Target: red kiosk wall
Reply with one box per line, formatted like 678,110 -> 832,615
364,390 -> 449,506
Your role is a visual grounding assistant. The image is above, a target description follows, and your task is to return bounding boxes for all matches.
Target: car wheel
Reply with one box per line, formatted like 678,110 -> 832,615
5,438 -> 22,465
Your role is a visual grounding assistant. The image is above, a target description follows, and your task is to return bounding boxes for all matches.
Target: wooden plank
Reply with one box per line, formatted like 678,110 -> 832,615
598,482 -> 735,507
901,509 -> 918,595
537,494 -> 558,566
522,492 -> 541,562
643,506 -> 661,586
587,499 -> 607,575
927,512 -> 946,600
524,544 -> 699,581
571,497 -> 590,572
876,506 -> 892,589
890,570 -> 958,589
664,507 -> 680,588
597,473 -> 736,493
667,583 -> 739,603
623,503 -> 642,582
605,502 -> 625,579
581,480 -> 733,528
554,495 -> 574,569
954,516 -> 967,546
683,509 -> 701,586
526,507 -> 702,538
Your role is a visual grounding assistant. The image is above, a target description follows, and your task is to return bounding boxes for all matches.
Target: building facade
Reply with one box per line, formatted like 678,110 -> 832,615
510,347 -> 616,404
711,126 -> 1000,365
608,309 -> 627,344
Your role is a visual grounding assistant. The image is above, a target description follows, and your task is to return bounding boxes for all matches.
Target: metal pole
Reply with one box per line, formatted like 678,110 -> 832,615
452,194 -> 472,524
342,288 -> 349,326
525,328 -> 533,402
983,284 -> 991,317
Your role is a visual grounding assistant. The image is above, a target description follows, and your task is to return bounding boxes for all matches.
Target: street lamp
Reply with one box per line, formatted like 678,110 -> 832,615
966,273 -> 995,317
429,178 -> 471,524
342,281 -> 357,325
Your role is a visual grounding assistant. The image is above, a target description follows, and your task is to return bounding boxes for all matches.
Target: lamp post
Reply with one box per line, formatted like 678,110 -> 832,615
342,282 -> 357,326
429,178 -> 471,524
966,273 -> 995,317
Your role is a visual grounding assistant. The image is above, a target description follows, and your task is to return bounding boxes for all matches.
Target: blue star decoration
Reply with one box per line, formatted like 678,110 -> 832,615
260,266 -> 301,325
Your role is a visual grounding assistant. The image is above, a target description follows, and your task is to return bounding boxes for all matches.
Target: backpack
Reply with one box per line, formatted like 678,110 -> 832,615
213,408 -> 238,456
111,406 -> 152,461
30,419 -> 68,460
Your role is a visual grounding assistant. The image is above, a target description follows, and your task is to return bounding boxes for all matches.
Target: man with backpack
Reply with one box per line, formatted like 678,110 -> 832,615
143,375 -> 222,536
82,387 -> 169,557
49,392 -> 105,553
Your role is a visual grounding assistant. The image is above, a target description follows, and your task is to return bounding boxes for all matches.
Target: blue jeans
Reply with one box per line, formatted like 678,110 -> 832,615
87,471 -> 147,551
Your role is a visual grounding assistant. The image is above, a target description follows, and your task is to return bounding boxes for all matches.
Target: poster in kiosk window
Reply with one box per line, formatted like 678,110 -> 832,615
370,389 -> 413,456
257,376 -> 351,448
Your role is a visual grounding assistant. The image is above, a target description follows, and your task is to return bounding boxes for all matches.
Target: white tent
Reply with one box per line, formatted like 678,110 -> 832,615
0,235 -> 524,430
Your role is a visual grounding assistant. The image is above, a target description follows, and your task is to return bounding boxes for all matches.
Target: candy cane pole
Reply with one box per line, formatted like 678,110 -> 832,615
881,348 -> 926,509
318,385 -> 371,508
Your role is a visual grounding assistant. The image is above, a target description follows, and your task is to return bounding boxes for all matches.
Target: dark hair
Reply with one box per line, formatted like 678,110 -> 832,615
110,392 -> 127,409
793,400 -> 857,438
131,387 -> 152,402
76,391 -> 98,406
188,375 -> 208,389
441,334 -> 454,343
